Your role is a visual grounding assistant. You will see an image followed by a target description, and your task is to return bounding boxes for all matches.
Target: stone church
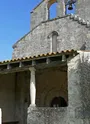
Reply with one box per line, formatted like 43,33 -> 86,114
0,0 -> 90,123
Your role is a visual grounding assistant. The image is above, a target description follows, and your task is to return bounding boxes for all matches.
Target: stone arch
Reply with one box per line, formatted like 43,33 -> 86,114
52,31 -> 59,36
40,86 -> 67,107
50,96 -> 67,107
47,0 -> 67,17
48,0 -> 58,19
48,31 -> 59,38
44,88 -> 67,107
48,0 -> 57,8
48,31 -> 58,52
36,68 -> 68,107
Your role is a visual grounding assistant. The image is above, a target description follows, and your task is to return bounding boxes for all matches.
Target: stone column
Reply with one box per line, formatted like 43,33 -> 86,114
29,67 -> 36,106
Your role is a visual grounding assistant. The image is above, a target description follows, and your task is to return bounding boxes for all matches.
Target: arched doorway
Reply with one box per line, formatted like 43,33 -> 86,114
50,96 -> 67,107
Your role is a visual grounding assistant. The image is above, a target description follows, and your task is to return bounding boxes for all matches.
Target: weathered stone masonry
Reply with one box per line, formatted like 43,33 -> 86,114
12,15 -> 90,59
10,0 -> 90,124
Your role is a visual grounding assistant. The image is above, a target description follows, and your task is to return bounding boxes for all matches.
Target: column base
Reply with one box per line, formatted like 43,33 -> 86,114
28,104 -> 37,114
30,104 -> 36,107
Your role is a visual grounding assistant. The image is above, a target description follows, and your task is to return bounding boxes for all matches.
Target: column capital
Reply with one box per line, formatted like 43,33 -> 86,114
29,67 -> 36,72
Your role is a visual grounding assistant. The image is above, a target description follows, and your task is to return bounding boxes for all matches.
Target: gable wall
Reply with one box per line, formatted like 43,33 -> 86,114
30,0 -> 66,30
12,17 -> 90,59
30,1 -> 48,30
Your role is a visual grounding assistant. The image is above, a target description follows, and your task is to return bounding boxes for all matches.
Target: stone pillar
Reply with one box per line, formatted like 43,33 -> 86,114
57,0 -> 66,17
29,67 -> 36,106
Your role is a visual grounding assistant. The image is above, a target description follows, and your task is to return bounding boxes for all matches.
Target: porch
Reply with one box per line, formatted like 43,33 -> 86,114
0,50 -> 77,124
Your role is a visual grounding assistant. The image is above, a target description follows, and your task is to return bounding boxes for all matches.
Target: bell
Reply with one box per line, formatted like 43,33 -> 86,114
68,4 -> 73,10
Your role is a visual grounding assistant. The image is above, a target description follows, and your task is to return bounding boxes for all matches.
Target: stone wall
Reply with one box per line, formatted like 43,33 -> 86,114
67,51 -> 90,123
76,0 -> 90,21
68,53 -> 83,123
30,0 -> 66,30
30,0 -> 90,30
27,107 -> 67,124
30,1 -> 48,30
27,52 -> 90,124
78,52 -> 90,123
12,16 -> 90,59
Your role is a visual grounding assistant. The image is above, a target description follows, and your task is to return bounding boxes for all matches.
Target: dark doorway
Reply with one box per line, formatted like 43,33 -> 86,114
50,96 -> 67,107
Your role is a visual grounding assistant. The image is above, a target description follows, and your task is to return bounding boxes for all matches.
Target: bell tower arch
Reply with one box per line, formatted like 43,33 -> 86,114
46,0 -> 67,18
30,0 -> 67,30
48,0 -> 57,8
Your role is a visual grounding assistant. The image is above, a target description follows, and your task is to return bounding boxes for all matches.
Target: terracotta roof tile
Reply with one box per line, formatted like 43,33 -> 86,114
0,50 -> 77,64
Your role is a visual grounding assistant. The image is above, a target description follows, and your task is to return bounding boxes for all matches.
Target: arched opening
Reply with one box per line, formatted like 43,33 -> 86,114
52,31 -> 58,52
48,31 -> 58,52
48,0 -> 57,19
65,0 -> 76,14
50,96 -> 67,107
48,0 -> 57,8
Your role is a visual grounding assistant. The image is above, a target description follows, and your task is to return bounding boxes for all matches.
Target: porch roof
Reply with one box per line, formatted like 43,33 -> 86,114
0,50 -> 78,74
